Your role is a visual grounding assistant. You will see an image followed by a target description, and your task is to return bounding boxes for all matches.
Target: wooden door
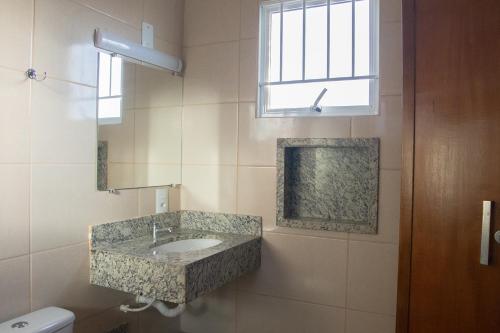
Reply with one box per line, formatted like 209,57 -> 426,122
408,0 -> 500,332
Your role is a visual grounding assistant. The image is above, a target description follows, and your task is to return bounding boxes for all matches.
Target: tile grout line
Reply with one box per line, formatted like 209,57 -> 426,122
344,238 -> 350,333
236,289 -> 394,316
28,241 -> 89,257
0,253 -> 31,264
266,228 -> 400,245
234,29 -> 242,217
68,0 -> 182,48
28,0 -> 35,312
235,3 -> 243,330
184,39 -> 241,49
0,65 -> 28,75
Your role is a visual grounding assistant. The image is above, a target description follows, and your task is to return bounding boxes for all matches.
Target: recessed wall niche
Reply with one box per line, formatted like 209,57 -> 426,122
276,138 -> 379,234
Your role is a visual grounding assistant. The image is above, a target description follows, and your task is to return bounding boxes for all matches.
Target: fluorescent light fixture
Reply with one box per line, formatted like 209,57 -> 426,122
94,29 -> 183,73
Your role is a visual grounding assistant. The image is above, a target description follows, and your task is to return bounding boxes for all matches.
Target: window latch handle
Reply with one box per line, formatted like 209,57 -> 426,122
311,88 -> 328,112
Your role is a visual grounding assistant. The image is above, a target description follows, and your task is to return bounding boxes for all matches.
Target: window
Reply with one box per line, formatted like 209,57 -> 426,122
97,52 -> 123,125
258,0 -> 379,117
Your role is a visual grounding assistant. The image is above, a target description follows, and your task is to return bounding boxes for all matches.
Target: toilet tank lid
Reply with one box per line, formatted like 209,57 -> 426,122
0,307 -> 75,333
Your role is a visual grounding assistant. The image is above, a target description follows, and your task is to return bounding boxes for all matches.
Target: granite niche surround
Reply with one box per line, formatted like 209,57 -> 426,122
277,138 -> 379,234
90,211 -> 262,304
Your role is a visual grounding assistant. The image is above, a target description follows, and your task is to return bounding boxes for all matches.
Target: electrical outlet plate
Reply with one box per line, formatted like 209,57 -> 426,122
155,188 -> 168,213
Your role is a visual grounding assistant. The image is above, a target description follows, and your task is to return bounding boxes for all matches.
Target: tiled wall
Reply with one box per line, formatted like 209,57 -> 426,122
179,0 -> 402,332
0,0 -> 401,332
0,0 -> 183,332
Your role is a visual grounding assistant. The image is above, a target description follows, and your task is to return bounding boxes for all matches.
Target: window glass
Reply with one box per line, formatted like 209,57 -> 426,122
98,53 -> 111,97
259,0 -> 379,117
305,1 -> 328,79
281,2 -> 303,81
98,52 -> 123,123
329,1 -> 352,78
98,97 -> 122,119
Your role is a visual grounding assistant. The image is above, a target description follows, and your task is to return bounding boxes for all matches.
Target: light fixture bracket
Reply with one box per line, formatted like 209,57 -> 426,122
93,28 -> 182,74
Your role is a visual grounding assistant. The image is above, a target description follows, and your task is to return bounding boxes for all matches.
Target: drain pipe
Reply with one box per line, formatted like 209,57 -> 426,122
120,295 -> 186,317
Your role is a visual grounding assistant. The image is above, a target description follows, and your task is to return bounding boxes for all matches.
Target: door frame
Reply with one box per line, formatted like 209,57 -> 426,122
396,0 -> 416,332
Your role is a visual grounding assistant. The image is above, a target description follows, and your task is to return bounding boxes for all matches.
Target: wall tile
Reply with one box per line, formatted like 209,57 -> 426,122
381,0 -> 402,23
238,103 -> 293,166
0,165 -> 29,260
184,0 -> 240,47
31,164 -> 138,252
239,38 -> 258,102
98,109 -> 135,164
236,291 -> 345,333
351,95 -> 403,169
238,103 -> 351,166
144,0 -> 184,45
179,285 -> 236,333
134,163 -> 182,186
138,308 -> 181,333
134,66 -> 183,108
31,79 -> 96,164
154,36 -> 183,58
0,256 -> 30,322
169,186 -> 182,212
0,0 -> 33,71
182,104 -> 238,165
74,0 -> 144,28
0,68 -> 30,163
31,243 -> 132,321
350,170 -> 401,243
75,307 -> 139,333
33,0 -> 139,86
240,0 -> 259,39
183,42 -> 239,105
347,241 -> 398,315
181,165 -> 237,213
134,107 -> 182,164
346,310 -> 396,333
138,188 -> 157,216
108,163 -> 135,189
238,232 -> 348,307
379,22 -> 403,95
237,166 -> 276,230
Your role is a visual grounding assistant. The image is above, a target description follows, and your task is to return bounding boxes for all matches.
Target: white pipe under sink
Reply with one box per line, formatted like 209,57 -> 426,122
120,295 -> 186,317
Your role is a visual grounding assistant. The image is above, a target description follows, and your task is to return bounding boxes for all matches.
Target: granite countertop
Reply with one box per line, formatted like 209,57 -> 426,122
94,228 -> 257,266
90,211 -> 262,304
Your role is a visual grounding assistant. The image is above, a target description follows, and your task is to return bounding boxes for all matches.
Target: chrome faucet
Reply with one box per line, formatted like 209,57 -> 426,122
152,222 -> 173,244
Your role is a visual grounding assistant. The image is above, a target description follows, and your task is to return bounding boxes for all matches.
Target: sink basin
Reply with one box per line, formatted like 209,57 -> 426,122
152,238 -> 222,254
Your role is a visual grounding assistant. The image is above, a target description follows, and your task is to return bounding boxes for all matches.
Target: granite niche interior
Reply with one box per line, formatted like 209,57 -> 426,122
276,138 -> 380,234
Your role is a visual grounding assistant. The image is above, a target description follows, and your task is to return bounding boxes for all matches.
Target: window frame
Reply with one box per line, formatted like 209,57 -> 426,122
97,52 -> 123,125
257,0 -> 380,118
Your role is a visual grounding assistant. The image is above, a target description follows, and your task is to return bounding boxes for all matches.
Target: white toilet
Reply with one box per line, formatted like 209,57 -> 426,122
0,307 -> 75,333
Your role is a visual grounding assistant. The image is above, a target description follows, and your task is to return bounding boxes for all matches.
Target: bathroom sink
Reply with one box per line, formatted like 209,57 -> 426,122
90,210 -> 262,303
152,238 -> 222,254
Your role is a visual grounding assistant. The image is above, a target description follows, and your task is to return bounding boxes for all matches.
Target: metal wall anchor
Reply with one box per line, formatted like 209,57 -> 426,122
26,68 -> 47,81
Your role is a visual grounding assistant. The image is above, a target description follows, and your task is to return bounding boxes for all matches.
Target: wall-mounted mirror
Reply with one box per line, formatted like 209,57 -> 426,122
96,52 -> 182,190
